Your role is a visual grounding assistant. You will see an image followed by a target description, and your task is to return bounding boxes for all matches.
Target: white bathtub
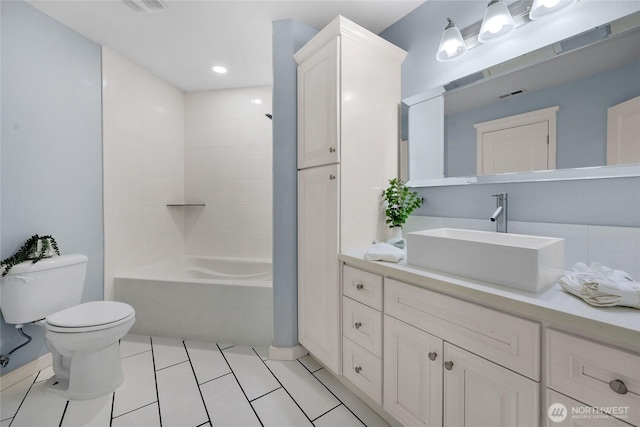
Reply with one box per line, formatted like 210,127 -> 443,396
114,256 -> 273,346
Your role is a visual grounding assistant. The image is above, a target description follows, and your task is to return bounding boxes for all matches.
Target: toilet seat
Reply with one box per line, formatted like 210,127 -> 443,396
46,301 -> 135,333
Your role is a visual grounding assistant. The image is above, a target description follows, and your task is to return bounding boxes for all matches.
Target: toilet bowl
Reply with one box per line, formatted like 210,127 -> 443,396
42,301 -> 135,400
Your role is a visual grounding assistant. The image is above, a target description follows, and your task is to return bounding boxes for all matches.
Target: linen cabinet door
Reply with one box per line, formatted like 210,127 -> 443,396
384,315 -> 443,427
297,37 -> 340,169
443,343 -> 539,427
297,164 -> 341,373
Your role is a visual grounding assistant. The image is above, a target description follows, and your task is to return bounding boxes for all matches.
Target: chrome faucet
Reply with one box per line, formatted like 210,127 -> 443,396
490,193 -> 508,233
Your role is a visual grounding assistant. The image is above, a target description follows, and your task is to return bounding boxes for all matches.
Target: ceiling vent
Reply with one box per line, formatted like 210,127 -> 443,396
122,0 -> 167,13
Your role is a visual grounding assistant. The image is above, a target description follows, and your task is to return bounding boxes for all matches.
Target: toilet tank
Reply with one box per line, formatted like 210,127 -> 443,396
0,254 -> 88,325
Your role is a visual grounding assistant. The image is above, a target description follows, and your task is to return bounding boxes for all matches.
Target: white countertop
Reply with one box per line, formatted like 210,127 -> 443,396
339,251 -> 640,352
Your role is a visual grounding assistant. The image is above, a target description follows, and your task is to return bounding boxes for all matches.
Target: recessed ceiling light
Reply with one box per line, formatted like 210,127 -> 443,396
212,66 -> 227,74
251,98 -> 262,105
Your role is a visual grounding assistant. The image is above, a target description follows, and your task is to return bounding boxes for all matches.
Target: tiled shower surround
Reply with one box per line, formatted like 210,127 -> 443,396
102,48 -> 272,299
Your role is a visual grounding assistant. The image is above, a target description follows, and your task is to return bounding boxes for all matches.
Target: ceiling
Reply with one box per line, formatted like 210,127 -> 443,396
28,0 -> 424,92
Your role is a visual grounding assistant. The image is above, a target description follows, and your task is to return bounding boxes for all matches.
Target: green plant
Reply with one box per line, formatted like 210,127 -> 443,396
1,235 -> 60,277
382,178 -> 422,228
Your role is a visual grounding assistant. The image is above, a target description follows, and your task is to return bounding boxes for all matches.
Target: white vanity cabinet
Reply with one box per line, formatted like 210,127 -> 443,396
341,265 -> 384,404
295,16 -> 406,374
383,277 -> 540,427
547,329 -> 640,426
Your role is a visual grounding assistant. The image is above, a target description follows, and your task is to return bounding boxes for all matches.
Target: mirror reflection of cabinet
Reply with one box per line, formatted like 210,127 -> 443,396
475,106 -> 558,175
607,96 -> 640,166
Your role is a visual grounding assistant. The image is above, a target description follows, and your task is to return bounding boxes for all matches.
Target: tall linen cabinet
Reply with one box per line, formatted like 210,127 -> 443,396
295,16 -> 406,373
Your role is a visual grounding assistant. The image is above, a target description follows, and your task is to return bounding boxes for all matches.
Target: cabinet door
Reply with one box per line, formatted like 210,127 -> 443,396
298,164 -> 341,373
384,315 -> 443,427
444,343 -> 539,427
297,37 -> 340,169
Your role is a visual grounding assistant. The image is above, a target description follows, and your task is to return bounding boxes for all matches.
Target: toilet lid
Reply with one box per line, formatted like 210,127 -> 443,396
46,301 -> 134,329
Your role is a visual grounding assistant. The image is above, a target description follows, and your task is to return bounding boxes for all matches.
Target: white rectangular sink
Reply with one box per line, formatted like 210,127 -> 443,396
406,228 -> 564,292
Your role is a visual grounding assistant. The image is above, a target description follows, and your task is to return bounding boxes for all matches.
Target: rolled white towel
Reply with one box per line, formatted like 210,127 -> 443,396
364,242 -> 405,263
558,262 -> 640,309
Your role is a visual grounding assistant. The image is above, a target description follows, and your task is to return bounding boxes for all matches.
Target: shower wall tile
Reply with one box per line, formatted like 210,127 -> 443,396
103,47 -> 185,299
184,87 -> 272,259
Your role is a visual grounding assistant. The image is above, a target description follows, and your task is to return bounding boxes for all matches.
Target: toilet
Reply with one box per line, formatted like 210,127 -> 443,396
0,254 -> 135,400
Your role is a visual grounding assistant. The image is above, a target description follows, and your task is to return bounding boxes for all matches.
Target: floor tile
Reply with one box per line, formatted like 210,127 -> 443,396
200,373 -> 261,427
298,355 -> 322,373
113,350 -> 157,417
0,419 -> 11,427
314,404 -> 364,427
0,373 -> 36,421
61,393 -> 113,427
156,361 -> 208,427
112,402 -> 161,427
251,388 -> 312,427
265,359 -> 339,420
185,340 -> 230,384
152,336 -> 188,370
314,368 -> 390,427
9,381 -> 67,427
120,334 -> 151,358
218,343 -> 235,350
222,345 -> 279,400
254,346 -> 269,360
35,365 -> 55,383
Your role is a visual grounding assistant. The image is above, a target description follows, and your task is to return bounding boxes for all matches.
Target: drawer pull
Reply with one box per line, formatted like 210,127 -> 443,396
354,322 -> 362,329
444,361 -> 454,370
354,366 -> 362,374
329,147 -> 336,153
428,352 -> 437,361
609,379 -> 628,395
356,283 -> 364,290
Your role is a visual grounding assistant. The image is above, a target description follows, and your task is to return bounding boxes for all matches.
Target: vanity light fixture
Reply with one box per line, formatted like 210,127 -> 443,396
212,65 -> 227,74
436,18 -> 468,62
478,0 -> 516,43
529,0 -> 578,20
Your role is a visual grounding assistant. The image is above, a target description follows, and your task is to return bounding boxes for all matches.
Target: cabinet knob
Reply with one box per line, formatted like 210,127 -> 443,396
444,361 -> 454,371
329,174 -> 336,180
428,352 -> 437,361
354,366 -> 362,374
354,322 -> 362,329
329,147 -> 336,153
609,379 -> 628,395
356,283 -> 364,290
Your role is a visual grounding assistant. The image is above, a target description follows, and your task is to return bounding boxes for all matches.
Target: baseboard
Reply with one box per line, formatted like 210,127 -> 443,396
0,353 -> 52,391
268,344 -> 308,361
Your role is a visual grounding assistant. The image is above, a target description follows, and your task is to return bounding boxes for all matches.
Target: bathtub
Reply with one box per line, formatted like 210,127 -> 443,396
114,256 -> 273,346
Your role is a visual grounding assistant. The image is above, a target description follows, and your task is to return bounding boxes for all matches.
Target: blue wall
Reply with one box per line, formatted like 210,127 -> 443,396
0,1 -> 103,374
445,60 -> 640,177
381,3 -> 640,228
271,19 -> 317,349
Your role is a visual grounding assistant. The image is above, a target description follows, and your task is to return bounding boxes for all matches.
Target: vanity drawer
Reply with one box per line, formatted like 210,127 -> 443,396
343,296 -> 383,357
342,265 -> 383,310
546,389 -> 631,427
547,329 -> 640,426
385,278 -> 540,380
343,337 -> 382,405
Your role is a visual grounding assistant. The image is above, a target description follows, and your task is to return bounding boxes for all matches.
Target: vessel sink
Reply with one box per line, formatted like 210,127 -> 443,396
406,228 -> 564,292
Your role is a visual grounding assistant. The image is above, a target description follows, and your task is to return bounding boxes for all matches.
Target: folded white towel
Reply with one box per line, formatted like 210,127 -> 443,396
364,242 -> 405,263
558,262 -> 640,309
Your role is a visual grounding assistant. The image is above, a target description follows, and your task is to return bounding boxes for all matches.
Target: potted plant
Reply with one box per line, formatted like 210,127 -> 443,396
1,235 -> 60,277
382,178 -> 422,240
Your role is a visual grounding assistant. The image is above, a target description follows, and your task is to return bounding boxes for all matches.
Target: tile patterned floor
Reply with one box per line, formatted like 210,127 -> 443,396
0,334 -> 390,427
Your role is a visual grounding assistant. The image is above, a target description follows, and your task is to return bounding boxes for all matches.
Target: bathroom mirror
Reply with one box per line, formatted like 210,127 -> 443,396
405,12 -> 640,187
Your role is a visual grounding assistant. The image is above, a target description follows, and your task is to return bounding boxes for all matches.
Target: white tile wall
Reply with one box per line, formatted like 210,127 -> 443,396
103,51 -> 273,299
184,87 -> 273,259
102,48 -> 185,300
